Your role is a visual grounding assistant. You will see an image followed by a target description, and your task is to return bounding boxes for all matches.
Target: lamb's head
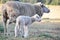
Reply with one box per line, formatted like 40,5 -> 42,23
32,14 -> 41,22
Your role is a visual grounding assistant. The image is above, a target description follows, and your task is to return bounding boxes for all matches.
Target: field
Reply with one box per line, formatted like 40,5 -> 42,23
0,5 -> 60,40
0,22 -> 60,40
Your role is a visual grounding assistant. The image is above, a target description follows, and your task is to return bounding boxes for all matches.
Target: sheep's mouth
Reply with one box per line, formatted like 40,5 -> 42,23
38,20 -> 41,22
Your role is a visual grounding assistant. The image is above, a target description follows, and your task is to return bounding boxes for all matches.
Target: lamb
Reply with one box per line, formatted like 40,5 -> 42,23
15,14 -> 41,38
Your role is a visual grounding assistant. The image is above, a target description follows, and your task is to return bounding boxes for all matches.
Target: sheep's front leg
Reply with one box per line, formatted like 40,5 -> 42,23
23,25 -> 28,38
3,20 -> 7,36
6,19 -> 11,36
3,16 -> 7,36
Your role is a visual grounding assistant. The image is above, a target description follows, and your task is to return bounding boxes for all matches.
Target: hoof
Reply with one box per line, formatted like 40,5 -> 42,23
22,36 -> 24,38
15,35 -> 18,38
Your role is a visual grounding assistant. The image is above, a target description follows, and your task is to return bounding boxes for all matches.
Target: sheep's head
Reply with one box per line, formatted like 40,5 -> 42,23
40,4 -> 50,13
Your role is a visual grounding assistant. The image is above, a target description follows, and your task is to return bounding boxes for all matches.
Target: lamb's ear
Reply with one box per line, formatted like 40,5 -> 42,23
41,4 -> 44,7
37,15 -> 40,19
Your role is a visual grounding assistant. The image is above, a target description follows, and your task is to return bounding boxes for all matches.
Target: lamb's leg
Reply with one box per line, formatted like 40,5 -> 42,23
15,21 -> 24,37
15,25 -> 18,37
23,25 -> 28,38
20,24 -> 24,37
14,20 -> 20,37
19,24 -> 22,36
19,22 -> 25,37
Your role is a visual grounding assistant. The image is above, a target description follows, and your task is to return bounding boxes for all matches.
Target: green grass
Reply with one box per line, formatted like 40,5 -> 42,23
0,22 -> 60,40
0,23 -> 4,33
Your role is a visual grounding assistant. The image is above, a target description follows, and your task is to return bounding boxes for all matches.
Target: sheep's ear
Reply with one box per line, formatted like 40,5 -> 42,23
36,16 -> 39,19
41,4 -> 44,8
40,2 -> 44,7
41,4 -> 43,7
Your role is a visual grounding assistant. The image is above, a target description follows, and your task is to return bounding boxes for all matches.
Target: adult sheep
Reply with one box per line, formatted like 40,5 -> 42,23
2,1 -> 50,36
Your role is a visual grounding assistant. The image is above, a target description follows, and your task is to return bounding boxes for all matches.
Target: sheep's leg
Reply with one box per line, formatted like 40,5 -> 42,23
3,17 -> 7,36
23,25 -> 28,38
6,19 -> 11,36
3,21 -> 7,36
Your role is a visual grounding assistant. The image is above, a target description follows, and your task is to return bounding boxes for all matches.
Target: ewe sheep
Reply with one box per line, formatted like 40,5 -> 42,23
15,14 -> 41,38
2,1 -> 50,36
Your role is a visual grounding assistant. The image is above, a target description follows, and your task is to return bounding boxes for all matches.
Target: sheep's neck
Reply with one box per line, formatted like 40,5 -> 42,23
31,18 -> 35,23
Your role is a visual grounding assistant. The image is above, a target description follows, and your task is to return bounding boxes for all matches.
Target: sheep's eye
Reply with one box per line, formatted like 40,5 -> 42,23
41,5 -> 44,7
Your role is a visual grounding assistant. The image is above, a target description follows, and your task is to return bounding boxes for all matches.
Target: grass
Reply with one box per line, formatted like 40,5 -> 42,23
0,22 -> 60,40
0,25 -> 4,33
0,22 -> 4,33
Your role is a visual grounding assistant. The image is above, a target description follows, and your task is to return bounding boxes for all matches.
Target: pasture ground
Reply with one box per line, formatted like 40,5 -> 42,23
0,22 -> 60,40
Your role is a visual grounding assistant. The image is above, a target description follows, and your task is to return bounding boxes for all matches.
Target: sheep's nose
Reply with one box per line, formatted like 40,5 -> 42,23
48,10 -> 50,13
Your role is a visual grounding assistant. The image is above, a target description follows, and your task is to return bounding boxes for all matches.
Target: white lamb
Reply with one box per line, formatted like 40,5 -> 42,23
14,14 -> 41,38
